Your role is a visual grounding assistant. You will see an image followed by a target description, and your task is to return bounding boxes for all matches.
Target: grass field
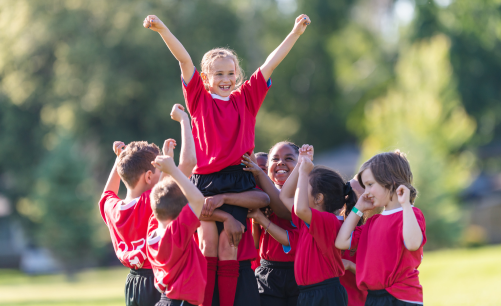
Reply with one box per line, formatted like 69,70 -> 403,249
0,245 -> 500,306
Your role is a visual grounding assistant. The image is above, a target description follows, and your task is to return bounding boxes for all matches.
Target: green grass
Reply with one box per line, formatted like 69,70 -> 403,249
0,245 -> 500,305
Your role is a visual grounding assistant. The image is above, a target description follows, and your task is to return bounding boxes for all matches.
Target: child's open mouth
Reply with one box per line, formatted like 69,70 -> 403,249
219,85 -> 231,91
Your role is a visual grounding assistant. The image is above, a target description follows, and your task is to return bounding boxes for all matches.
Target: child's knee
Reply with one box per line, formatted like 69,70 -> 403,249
218,230 -> 238,260
198,222 -> 219,257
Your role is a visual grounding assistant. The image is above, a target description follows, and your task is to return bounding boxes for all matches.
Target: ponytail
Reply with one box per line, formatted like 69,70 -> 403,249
342,181 -> 364,226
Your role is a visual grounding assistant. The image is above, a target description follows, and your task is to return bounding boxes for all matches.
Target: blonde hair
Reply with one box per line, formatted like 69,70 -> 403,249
200,47 -> 245,91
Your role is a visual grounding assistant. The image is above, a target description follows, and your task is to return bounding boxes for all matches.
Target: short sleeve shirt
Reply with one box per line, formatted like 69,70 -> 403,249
99,190 -> 152,269
182,68 -> 271,174
146,205 -> 207,305
350,206 -> 426,304
290,206 -> 345,286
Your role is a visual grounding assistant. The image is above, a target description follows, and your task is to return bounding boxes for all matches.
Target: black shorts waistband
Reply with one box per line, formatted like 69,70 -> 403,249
199,164 -> 246,175
239,260 -> 251,269
129,268 -> 154,276
367,289 -> 390,297
260,259 -> 294,269
298,277 -> 341,292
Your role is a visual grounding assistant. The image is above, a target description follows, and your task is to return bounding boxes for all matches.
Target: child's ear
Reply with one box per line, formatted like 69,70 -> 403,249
145,170 -> 153,185
315,193 -> 324,206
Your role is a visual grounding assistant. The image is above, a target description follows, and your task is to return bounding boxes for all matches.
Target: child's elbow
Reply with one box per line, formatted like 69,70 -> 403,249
335,239 -> 348,250
258,193 -> 271,207
405,236 -> 423,251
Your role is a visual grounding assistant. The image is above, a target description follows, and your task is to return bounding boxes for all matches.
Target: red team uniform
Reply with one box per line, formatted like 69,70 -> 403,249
182,68 -> 271,175
350,206 -> 426,305
99,190 -> 161,306
146,204 -> 207,305
287,207 -> 347,306
99,190 -> 152,270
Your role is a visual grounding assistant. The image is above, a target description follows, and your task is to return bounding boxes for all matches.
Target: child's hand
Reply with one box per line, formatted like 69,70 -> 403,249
397,185 -> 411,206
247,208 -> 265,222
113,141 -> 126,157
242,154 -> 264,177
292,14 -> 311,36
342,259 -> 356,274
170,104 -> 188,122
299,144 -> 314,161
356,191 -> 376,213
162,139 -> 176,158
151,155 -> 176,174
223,216 -> 245,247
201,195 -> 225,217
299,156 -> 314,174
143,15 -> 167,32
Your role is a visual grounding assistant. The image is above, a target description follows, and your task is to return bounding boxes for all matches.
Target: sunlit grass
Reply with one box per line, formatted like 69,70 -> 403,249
0,245 -> 500,305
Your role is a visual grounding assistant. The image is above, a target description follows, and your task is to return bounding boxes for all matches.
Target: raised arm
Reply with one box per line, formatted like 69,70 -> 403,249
294,157 -> 314,224
170,104 -> 196,177
335,192 -> 375,250
260,14 -> 311,81
201,190 -> 270,217
152,155 -> 204,218
242,154 -> 291,219
398,186 -> 424,251
248,209 -> 289,246
103,142 -> 125,193
144,15 -> 195,84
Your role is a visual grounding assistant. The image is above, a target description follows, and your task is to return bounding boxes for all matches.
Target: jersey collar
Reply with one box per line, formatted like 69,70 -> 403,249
381,205 -> 414,215
120,197 -> 140,211
210,93 -> 230,101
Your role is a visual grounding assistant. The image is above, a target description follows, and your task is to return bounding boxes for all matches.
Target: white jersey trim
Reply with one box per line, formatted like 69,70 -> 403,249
381,205 -> 414,216
398,299 -> 423,305
210,93 -> 230,101
147,230 -> 162,245
120,197 -> 140,211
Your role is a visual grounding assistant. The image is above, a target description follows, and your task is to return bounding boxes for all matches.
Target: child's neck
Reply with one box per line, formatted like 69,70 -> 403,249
384,198 -> 402,211
124,185 -> 149,202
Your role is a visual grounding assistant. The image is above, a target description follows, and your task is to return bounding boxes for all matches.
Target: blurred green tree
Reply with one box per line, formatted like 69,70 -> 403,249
358,35 -> 476,248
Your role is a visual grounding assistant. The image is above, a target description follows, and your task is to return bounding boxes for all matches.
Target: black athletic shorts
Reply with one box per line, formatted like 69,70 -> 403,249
191,164 -> 256,233
255,259 -> 299,306
155,293 -> 196,306
212,260 -> 261,306
125,268 -> 162,306
297,277 -> 347,306
365,289 -> 420,306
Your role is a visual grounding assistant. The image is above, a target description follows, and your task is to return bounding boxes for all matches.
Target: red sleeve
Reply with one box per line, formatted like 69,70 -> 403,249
350,225 -> 363,251
237,68 -> 271,117
181,68 -> 207,115
284,228 -> 299,257
308,209 -> 341,252
157,205 -> 200,260
99,191 -> 121,224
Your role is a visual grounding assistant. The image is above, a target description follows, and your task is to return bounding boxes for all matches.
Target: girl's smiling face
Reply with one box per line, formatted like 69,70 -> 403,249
361,168 -> 391,208
268,144 -> 298,187
204,57 -> 237,97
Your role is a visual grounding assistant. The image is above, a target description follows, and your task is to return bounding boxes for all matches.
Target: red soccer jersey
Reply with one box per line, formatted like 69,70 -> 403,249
237,218 -> 258,262
289,206 -> 345,286
99,190 -> 152,270
259,213 -> 296,262
182,68 -> 271,175
350,206 -> 426,304
339,219 -> 367,306
147,205 -> 207,305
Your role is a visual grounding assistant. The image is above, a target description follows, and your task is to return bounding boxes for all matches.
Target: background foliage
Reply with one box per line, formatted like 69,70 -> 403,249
1,0 -> 500,270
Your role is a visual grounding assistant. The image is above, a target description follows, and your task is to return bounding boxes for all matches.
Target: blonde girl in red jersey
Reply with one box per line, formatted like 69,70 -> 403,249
144,14 -> 311,306
336,150 -> 426,306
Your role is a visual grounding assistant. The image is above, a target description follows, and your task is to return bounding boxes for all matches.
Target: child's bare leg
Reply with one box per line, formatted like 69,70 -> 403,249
218,229 -> 240,306
198,221 -> 218,306
198,221 -> 218,257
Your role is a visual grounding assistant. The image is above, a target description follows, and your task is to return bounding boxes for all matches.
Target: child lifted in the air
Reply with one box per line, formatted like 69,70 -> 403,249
144,13 -> 311,306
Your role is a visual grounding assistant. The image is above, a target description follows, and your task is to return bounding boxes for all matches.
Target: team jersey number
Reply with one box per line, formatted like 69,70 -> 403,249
117,239 -> 147,269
